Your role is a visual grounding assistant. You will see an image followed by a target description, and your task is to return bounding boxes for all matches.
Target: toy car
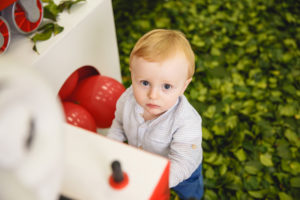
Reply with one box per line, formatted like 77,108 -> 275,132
0,0 -> 43,54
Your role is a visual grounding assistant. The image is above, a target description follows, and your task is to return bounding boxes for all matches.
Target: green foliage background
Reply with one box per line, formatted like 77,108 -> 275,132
112,0 -> 300,199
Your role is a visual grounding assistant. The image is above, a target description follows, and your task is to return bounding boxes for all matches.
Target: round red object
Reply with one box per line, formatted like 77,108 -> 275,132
13,0 -> 43,33
0,17 -> 10,54
72,75 -> 125,128
58,70 -> 79,100
109,172 -> 129,190
62,102 -> 97,132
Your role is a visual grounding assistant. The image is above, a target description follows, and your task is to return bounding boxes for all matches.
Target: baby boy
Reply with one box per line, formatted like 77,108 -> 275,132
107,29 -> 203,199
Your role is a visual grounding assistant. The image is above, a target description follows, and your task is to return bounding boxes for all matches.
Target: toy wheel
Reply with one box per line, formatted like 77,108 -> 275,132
13,0 -> 43,34
0,17 -> 10,54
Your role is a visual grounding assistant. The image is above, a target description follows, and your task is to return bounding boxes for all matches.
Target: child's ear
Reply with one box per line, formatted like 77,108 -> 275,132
181,78 -> 192,94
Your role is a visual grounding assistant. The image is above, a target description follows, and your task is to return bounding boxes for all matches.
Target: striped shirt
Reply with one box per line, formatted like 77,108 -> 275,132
107,86 -> 203,187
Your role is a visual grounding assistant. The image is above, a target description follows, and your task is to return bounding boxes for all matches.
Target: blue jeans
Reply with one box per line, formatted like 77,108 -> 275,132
172,164 -> 204,200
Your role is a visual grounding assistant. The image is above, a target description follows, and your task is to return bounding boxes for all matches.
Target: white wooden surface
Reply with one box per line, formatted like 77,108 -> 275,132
61,124 -> 169,200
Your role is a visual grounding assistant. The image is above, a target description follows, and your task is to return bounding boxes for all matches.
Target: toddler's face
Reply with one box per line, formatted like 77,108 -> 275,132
130,53 -> 191,121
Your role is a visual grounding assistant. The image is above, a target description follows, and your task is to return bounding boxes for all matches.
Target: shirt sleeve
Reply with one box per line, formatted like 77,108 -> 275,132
106,88 -> 129,142
168,117 -> 203,188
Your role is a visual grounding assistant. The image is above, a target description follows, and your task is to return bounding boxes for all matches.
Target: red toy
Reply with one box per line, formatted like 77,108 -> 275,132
62,101 -> 97,133
0,0 -> 43,54
71,75 -> 125,128
58,70 -> 79,100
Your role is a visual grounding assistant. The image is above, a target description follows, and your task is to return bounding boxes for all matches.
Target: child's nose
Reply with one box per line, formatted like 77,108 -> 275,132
148,87 -> 159,99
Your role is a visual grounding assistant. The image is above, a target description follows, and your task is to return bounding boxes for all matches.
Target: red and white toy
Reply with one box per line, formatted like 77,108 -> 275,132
0,0 -> 43,54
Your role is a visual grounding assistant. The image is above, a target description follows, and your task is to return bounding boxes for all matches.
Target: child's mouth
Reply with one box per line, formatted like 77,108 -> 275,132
146,104 -> 160,109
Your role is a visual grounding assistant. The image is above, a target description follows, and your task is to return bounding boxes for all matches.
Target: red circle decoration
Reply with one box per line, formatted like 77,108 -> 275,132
109,172 -> 129,190
13,0 -> 43,33
71,75 -> 125,128
0,17 -> 10,54
58,70 -> 79,100
62,101 -> 97,132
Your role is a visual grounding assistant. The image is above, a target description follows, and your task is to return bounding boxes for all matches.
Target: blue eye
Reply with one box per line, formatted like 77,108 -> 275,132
141,80 -> 149,86
163,84 -> 172,90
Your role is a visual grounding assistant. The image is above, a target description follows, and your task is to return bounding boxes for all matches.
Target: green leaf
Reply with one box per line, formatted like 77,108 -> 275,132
53,24 -> 64,35
279,105 -> 296,117
202,127 -> 213,140
223,172 -> 243,190
204,189 -> 218,200
237,59 -> 251,70
285,12 -> 296,23
207,66 -> 227,78
233,40 -> 247,47
58,0 -> 86,12
226,115 -> 238,129
276,139 -> 292,159
203,105 -> 216,119
290,162 -> 300,175
219,164 -> 227,176
284,38 -> 297,48
246,45 -> 257,53
32,44 -> 39,54
208,4 -> 219,13
244,161 -> 263,175
205,152 -> 218,164
205,166 -> 215,179
213,154 -> 225,166
233,148 -> 247,162
283,83 -> 297,95
210,47 -> 221,56
259,153 -> 273,167
43,0 -> 60,21
278,192 -> 293,200
192,34 -> 205,47
189,88 -> 199,100
281,159 -> 292,173
248,190 -> 266,198
37,23 -> 54,32
212,124 -> 225,136
290,176 -> 300,188
31,29 -> 53,43
284,129 -> 300,147
274,172 -> 289,184
244,176 -> 259,190
232,73 -> 245,86
155,17 -> 170,28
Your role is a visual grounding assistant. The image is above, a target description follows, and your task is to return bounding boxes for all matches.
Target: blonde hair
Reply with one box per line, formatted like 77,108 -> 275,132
130,29 -> 195,78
